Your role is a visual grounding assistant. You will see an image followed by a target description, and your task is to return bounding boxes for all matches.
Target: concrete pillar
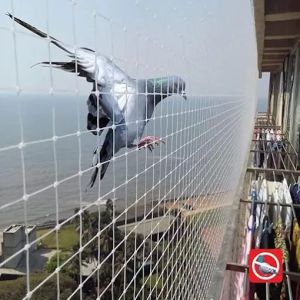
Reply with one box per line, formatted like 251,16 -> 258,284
290,44 -> 300,151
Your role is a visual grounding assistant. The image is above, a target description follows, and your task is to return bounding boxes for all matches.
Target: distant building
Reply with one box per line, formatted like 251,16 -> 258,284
0,224 -> 36,269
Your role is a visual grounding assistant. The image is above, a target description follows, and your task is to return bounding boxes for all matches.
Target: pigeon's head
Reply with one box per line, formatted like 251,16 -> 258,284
167,76 -> 187,100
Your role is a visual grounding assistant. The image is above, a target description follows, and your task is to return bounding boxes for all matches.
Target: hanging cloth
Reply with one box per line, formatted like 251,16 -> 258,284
253,129 -> 260,167
291,220 -> 300,270
235,183 -> 258,300
288,183 -> 300,299
290,183 -> 300,224
255,180 -> 268,248
274,218 -> 289,300
255,216 -> 274,300
281,179 -> 292,237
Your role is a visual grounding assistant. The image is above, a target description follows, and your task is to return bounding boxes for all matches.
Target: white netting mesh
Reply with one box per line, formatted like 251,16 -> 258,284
0,0 -> 257,299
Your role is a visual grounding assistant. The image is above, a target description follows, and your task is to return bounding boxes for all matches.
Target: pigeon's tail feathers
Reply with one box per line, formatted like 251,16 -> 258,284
6,13 -> 74,54
87,129 -> 114,189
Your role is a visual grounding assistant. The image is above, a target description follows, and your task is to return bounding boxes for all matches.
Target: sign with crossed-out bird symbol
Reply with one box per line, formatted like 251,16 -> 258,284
249,250 -> 282,283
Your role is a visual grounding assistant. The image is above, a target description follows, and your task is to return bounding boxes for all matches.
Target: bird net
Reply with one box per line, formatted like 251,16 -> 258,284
0,0 -> 258,299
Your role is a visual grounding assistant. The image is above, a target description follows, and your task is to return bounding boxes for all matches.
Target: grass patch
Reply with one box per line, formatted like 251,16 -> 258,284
37,224 -> 78,251
0,273 -> 78,300
142,274 -> 163,290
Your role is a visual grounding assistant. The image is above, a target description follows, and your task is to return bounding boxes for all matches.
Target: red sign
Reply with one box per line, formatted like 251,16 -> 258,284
249,249 -> 283,283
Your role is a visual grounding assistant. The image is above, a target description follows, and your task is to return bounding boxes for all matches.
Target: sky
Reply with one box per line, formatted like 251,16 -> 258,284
256,73 -> 270,111
257,73 -> 270,99
0,0 -> 258,97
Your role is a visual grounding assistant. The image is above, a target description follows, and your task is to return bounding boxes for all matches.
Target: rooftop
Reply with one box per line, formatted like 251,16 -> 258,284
118,215 -> 176,236
3,224 -> 36,235
4,225 -> 23,234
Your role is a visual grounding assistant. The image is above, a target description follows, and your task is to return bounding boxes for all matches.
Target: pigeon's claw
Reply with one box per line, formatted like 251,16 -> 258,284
138,136 -> 164,152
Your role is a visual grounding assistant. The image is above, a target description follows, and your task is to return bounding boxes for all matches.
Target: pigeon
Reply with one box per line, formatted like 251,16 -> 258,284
255,255 -> 277,275
7,13 -> 187,188
87,75 -> 186,188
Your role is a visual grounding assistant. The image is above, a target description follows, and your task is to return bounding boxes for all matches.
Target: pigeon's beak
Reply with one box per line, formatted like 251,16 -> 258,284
181,91 -> 187,100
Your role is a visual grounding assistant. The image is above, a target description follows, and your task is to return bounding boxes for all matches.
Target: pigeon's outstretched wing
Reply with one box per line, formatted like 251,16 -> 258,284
6,13 -> 99,83
7,13 -> 130,137
6,13 -> 74,53
7,13 -> 129,86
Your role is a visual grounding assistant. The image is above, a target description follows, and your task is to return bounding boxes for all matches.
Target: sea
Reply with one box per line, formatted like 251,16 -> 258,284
0,93 -> 239,228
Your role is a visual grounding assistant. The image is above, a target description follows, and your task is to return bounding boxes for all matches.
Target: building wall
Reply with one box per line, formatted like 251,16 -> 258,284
1,225 -> 37,269
269,40 -> 300,156
28,229 -> 37,251
269,72 -> 282,125
2,226 -> 25,269
291,46 -> 300,149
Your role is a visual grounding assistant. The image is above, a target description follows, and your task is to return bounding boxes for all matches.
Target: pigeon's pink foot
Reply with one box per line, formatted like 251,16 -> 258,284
138,136 -> 165,152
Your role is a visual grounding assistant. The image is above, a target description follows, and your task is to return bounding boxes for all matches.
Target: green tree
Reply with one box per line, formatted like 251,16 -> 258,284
68,200 -> 156,299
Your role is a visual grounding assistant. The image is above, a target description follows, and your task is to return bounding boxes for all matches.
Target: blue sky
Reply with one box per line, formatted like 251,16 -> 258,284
0,0 -> 259,96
